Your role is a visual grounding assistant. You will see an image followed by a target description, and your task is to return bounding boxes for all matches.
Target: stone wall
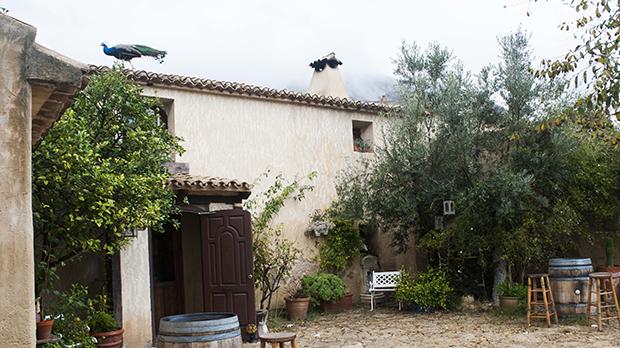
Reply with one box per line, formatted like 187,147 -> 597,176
0,14 -> 37,348
0,14 -> 83,347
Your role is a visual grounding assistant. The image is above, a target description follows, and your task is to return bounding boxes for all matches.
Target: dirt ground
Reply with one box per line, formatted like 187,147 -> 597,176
245,307 -> 620,348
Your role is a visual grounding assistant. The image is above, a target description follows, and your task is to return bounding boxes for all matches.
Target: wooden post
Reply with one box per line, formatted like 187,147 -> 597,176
546,275 -> 559,324
527,276 -> 532,326
541,276 -> 551,328
586,277 -> 592,323
597,278 -> 603,331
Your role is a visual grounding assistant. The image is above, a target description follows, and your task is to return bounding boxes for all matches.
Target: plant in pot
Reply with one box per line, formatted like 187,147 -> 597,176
285,286 -> 311,321
35,260 -> 59,341
302,273 -> 350,313
88,295 -> 124,348
497,280 -> 527,309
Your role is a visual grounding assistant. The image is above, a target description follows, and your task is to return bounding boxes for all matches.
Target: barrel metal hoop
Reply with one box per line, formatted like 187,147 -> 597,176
159,327 -> 239,336
549,276 -> 590,281
548,258 -> 593,267
158,331 -> 241,343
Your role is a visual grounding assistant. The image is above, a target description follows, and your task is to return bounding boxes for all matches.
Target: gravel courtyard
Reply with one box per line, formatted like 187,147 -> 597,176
246,307 -> 620,348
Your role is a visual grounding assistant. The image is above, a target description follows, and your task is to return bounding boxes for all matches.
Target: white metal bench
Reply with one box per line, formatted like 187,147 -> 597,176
369,270 -> 401,311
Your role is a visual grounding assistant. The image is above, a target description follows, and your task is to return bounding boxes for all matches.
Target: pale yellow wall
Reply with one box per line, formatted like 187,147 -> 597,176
0,15 -> 36,348
143,86 -> 389,302
120,230 -> 153,348
145,87 -> 385,244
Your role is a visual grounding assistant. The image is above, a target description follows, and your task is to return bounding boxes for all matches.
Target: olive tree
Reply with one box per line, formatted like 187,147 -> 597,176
336,32 -> 619,301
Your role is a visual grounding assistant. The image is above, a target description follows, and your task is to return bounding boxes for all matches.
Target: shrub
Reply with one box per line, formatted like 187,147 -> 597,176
497,280 -> 528,299
318,218 -> 364,273
395,267 -> 453,311
302,273 -> 346,306
49,285 -> 95,348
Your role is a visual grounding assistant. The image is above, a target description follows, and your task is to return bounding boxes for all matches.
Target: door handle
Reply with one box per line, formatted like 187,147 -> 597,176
248,274 -> 253,280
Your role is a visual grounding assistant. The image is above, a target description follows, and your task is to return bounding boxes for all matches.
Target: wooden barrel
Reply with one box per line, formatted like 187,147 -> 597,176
157,312 -> 242,348
548,258 -> 593,317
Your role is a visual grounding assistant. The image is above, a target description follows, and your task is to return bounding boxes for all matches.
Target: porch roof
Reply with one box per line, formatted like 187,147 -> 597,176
169,174 -> 252,197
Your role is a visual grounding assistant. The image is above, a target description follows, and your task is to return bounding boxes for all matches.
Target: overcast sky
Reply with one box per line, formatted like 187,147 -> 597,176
7,0 -> 577,100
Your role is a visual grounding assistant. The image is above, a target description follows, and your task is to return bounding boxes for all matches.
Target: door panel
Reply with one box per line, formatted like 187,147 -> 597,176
151,221 -> 184,334
201,209 -> 256,333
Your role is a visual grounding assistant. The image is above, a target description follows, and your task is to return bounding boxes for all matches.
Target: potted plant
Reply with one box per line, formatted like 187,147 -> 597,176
35,261 -> 59,340
88,295 -> 124,348
497,280 -> 527,309
36,315 -> 54,341
285,288 -> 311,320
302,273 -> 350,313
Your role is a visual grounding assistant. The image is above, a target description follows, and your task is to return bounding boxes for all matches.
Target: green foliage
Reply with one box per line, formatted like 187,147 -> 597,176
536,0 -> 620,122
318,218 -> 364,273
87,293 -> 119,333
245,171 -> 316,310
301,273 -> 346,306
395,268 -> 453,311
88,311 -> 119,333
32,66 -> 184,294
336,33 -> 620,301
49,285 -> 95,348
497,280 -> 527,298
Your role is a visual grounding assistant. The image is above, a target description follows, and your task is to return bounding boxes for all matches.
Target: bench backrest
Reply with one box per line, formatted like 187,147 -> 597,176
371,271 -> 401,289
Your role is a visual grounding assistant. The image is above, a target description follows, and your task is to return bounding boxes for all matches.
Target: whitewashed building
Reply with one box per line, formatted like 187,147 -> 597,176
90,53 -> 418,347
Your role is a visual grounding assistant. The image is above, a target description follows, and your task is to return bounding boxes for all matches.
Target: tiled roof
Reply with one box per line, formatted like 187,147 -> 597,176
85,65 -> 400,113
169,174 -> 252,194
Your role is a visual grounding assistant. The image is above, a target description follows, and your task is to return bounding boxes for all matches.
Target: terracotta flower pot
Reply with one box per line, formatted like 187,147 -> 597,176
320,293 -> 353,313
499,296 -> 519,309
286,296 -> 310,320
91,328 -> 124,348
36,319 -> 54,340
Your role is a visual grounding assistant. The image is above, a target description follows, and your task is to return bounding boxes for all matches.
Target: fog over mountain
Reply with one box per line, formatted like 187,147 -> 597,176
287,73 -> 398,102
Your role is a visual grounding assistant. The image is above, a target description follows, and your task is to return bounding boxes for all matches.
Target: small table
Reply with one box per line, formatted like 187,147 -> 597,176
259,332 -> 297,348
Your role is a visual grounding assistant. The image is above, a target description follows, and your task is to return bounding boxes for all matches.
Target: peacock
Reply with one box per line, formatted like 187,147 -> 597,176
101,43 -> 167,66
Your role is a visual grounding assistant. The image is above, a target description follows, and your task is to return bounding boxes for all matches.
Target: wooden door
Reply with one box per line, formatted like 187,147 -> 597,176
201,209 -> 256,333
151,221 -> 184,334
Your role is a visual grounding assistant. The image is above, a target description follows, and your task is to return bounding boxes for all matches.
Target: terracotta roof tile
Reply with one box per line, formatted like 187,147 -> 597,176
85,65 -> 400,113
169,174 -> 252,194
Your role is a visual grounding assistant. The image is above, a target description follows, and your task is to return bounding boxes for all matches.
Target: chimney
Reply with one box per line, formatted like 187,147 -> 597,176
308,52 -> 348,99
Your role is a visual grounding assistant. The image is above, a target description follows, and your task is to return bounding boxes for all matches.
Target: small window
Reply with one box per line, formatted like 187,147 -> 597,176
352,120 -> 373,153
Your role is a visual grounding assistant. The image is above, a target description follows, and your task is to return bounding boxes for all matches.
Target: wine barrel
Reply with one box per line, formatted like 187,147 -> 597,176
548,258 -> 593,317
157,312 -> 242,348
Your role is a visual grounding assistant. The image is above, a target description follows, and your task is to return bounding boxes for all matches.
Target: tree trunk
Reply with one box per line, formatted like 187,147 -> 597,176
492,248 -> 507,305
606,237 -> 615,267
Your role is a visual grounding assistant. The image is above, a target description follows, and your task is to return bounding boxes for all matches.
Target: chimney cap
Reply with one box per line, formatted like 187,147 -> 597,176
309,52 -> 342,72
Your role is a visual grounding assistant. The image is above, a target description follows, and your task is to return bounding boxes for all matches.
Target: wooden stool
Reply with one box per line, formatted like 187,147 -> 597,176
586,272 -> 620,331
527,273 -> 558,327
260,332 -> 297,348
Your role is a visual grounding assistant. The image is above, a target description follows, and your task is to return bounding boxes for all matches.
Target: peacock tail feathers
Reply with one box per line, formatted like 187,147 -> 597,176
131,45 -> 167,63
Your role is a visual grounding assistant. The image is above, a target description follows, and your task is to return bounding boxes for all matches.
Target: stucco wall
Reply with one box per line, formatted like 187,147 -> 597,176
0,15 -> 36,348
120,230 -> 153,348
143,86 -> 399,301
